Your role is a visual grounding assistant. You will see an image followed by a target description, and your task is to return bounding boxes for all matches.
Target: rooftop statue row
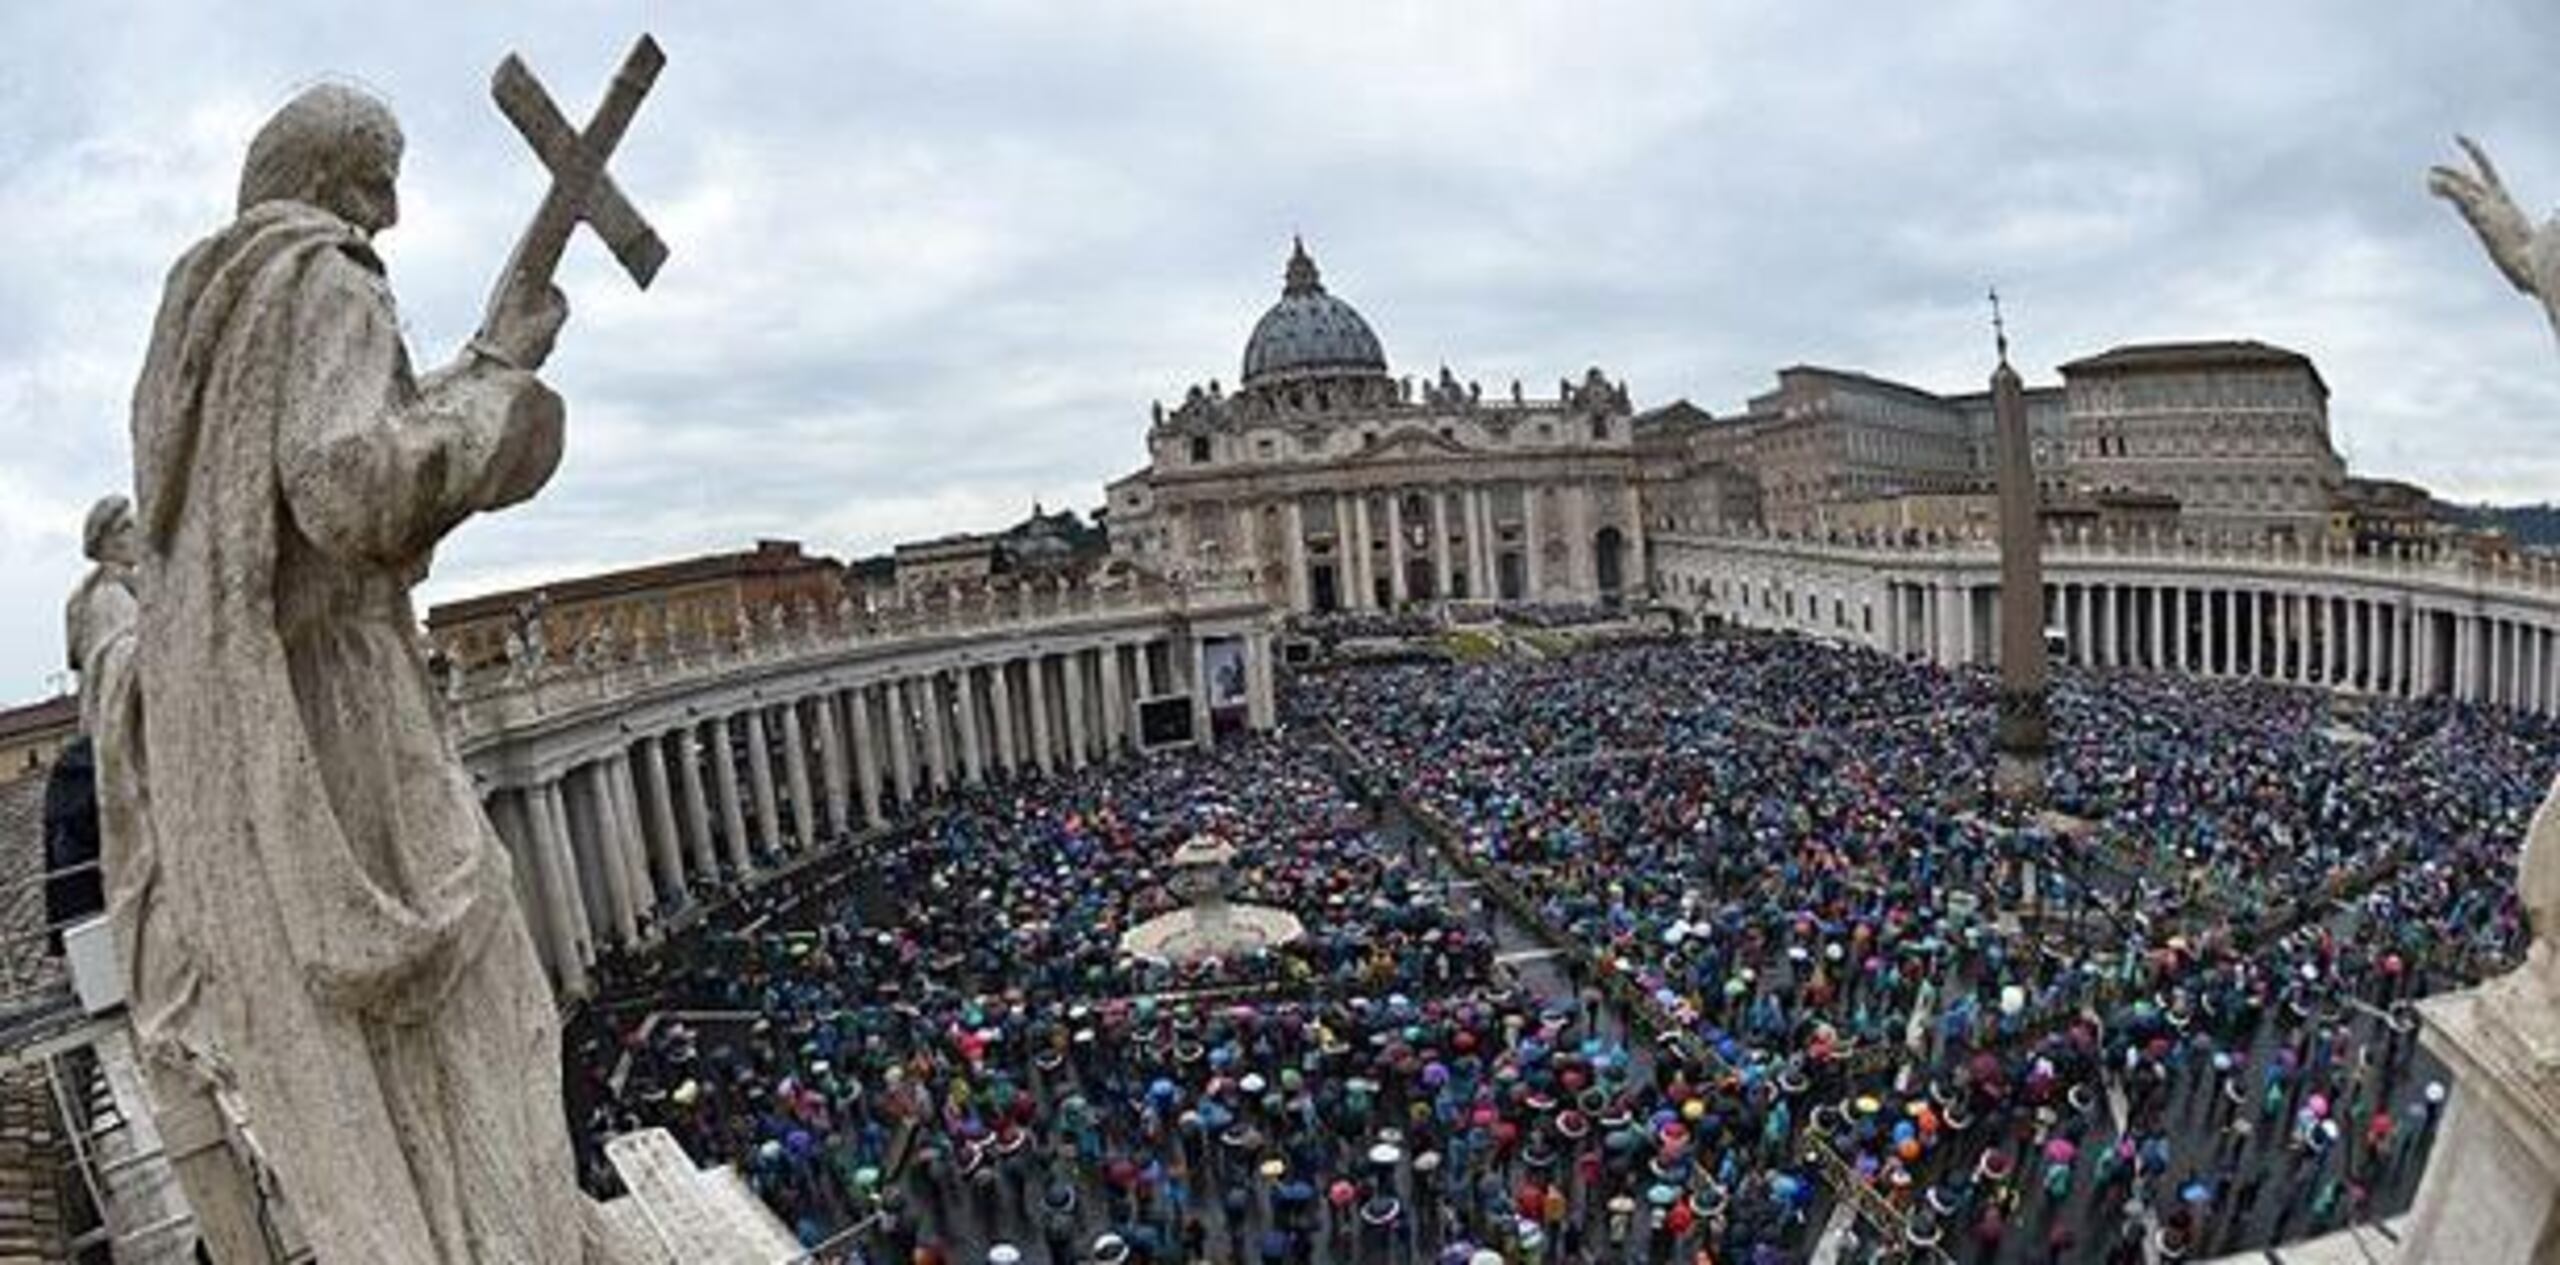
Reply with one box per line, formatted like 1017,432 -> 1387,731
1153,364 -> 1633,433
441,567 -> 1258,704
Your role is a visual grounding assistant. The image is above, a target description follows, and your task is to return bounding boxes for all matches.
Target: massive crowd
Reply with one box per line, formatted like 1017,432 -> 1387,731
1306,637 -> 2553,1259
562,630 -> 2560,1263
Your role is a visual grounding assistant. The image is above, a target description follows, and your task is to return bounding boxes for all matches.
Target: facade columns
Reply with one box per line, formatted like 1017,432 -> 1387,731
1957,584 -> 1976,666
1432,489 -> 1454,599
1247,630 -> 1277,729
2173,586 -> 2188,673
1284,498 -> 1309,612
1190,636 -> 1215,744
2152,585 -> 2168,671
2100,584 -> 2119,668
2071,584 -> 2091,666
1385,493 -> 1408,606
1348,494 -> 1374,610
1524,487 -> 1546,598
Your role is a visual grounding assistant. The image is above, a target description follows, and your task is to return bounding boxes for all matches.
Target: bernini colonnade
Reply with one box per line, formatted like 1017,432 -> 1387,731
1657,528 -> 2560,715
449,578 -> 1273,998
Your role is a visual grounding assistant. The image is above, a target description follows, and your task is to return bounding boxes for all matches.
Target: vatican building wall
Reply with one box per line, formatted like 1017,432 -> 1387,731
1107,240 -> 1649,612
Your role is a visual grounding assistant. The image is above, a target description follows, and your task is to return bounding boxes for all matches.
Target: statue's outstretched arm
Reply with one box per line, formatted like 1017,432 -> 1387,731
2431,135 -> 2543,297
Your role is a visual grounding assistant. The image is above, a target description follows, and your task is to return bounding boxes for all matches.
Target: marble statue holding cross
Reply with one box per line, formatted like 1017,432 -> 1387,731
116,36 -> 674,1263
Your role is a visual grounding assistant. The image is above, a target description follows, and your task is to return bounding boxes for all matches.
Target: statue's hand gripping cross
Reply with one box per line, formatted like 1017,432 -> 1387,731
476,34 -> 667,351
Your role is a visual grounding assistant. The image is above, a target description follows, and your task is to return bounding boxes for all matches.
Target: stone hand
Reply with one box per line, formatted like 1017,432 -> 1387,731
478,281 -> 570,372
2431,135 -> 2543,297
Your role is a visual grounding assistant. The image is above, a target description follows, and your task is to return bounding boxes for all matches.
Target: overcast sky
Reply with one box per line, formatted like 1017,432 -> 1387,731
4,1 -> 2559,701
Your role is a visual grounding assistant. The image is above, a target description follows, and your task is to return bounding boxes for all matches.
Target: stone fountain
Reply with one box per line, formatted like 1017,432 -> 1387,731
1119,834 -> 1306,964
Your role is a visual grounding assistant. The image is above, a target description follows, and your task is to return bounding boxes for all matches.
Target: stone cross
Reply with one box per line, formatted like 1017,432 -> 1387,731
479,34 -> 668,348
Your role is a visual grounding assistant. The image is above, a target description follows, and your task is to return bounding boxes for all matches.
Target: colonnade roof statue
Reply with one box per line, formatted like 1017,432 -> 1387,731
85,35 -> 729,1264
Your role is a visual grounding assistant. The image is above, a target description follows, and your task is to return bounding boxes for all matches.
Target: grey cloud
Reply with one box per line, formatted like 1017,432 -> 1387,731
6,1 -> 2560,700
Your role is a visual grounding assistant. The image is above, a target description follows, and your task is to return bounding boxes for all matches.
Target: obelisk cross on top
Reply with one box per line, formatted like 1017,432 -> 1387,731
476,34 -> 668,350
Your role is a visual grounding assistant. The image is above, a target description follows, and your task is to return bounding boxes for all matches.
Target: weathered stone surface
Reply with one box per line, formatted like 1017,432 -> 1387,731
112,76 -> 613,1263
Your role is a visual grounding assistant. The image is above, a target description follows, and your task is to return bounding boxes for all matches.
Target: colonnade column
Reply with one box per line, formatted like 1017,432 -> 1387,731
1026,657 -> 1055,775
780,700 -> 816,850
2396,607 -> 2415,698
710,716 -> 752,876
743,706 -> 782,862
1064,649 -> 1091,769
813,693 -> 851,835
676,725 -> 717,880
987,668 -> 1018,775
578,764 -> 636,948
541,779 -> 598,969
920,673 -> 951,793
2454,616 -> 2474,702
2350,600 -> 2367,691
955,664 -> 986,784
637,735 -> 687,905
1098,644 -> 1126,757
607,751 -> 658,923
885,680 -> 918,803
524,780 -> 588,995
849,686 -> 885,827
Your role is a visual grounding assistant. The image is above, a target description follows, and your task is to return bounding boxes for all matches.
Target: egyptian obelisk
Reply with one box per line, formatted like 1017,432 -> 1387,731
1990,292 -> 2048,801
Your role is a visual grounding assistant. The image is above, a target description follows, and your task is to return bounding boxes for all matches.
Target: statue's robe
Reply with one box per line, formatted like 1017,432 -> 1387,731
129,198 -> 587,1263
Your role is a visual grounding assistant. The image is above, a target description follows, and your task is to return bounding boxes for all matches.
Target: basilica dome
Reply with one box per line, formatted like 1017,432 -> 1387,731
1240,238 -> 1388,389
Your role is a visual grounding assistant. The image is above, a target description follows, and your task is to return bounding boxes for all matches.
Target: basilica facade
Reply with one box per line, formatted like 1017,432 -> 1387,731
1104,241 -> 1648,613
